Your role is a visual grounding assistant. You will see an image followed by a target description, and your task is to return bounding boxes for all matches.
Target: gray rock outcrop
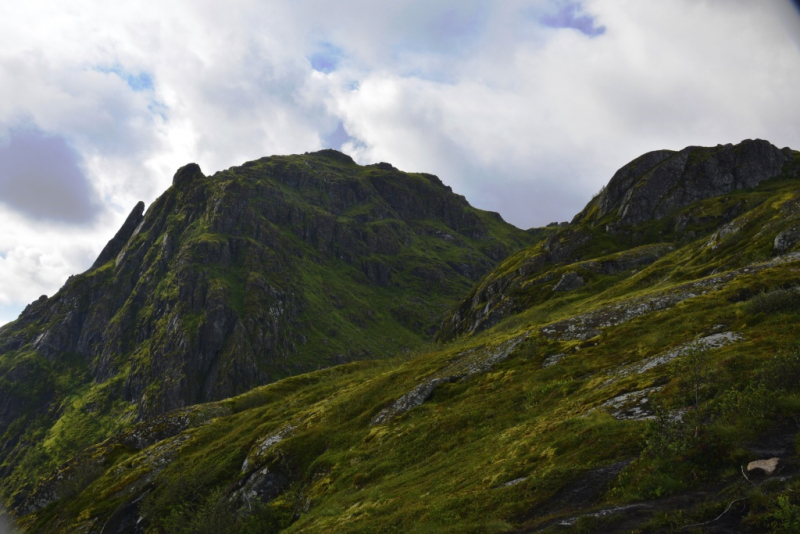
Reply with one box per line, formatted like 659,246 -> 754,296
172,162 -> 204,186
575,139 -> 789,227
371,334 -> 528,425
774,224 -> 800,254
553,272 -> 585,292
89,201 -> 145,270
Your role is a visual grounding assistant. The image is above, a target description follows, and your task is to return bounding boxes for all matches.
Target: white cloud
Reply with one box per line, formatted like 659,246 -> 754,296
0,0 -> 799,325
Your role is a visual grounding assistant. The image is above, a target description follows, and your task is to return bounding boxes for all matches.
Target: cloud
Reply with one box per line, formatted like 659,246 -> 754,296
540,1 -> 606,37
331,0 -> 800,226
0,128 -> 98,223
414,3 -> 489,56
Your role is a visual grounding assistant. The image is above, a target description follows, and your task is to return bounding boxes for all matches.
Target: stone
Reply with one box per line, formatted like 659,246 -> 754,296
603,331 -> 744,386
553,271 -> 585,292
601,387 -> 663,420
774,225 -> 800,254
500,477 -> 527,488
370,377 -> 451,425
542,228 -> 592,264
542,353 -> 566,368
538,257 -> 795,342
747,457 -> 780,475
371,334 -> 528,425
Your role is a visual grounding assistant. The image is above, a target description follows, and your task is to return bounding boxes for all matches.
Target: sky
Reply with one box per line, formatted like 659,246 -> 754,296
0,0 -> 799,326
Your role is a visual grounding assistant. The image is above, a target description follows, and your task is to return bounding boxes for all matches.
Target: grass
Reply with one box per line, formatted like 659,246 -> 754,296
6,149 -> 800,533
18,246 -> 800,532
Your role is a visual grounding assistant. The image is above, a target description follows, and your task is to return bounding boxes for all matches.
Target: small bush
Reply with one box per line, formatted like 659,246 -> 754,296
763,495 -> 800,534
763,348 -> 800,391
160,488 -> 285,534
57,462 -> 105,500
744,288 -> 800,316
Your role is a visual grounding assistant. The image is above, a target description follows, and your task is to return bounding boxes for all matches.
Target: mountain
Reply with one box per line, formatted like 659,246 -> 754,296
5,139 -> 800,533
437,139 -> 795,340
0,150 -> 534,511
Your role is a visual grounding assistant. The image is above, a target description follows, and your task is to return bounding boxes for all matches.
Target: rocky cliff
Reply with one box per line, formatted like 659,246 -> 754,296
574,139 -> 790,227
0,149 -> 534,504
437,139 -> 799,340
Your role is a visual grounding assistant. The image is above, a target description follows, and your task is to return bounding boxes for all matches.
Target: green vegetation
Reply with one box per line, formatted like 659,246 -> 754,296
4,145 -> 800,532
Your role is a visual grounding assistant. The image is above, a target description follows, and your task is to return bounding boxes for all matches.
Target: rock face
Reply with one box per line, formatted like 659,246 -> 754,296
437,243 -> 672,340
575,139 -> 789,227
371,334 -> 528,425
553,272 -> 584,292
90,201 -> 146,270
0,150 -> 533,487
437,140 -> 797,342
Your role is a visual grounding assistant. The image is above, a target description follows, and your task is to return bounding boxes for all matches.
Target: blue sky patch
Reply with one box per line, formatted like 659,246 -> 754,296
541,2 -> 606,37
0,301 -> 24,326
97,65 -> 154,91
309,42 -> 344,74
322,121 -> 358,151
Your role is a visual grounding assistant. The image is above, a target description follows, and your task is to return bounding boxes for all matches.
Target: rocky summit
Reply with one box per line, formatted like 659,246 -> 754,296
574,139 -> 790,227
4,140 -> 800,533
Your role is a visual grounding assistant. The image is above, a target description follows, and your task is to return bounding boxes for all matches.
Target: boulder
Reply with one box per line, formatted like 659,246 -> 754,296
774,225 -> 800,254
747,457 -> 780,475
553,272 -> 585,292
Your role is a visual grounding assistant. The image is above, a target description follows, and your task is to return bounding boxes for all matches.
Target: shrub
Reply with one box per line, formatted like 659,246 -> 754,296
764,495 -> 800,534
744,288 -> 800,316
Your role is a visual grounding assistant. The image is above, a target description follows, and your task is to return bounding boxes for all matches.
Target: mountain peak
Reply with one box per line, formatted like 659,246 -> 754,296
0,152 -> 534,430
307,148 -> 356,165
172,162 -> 204,186
574,138 -> 792,227
89,200 -> 145,270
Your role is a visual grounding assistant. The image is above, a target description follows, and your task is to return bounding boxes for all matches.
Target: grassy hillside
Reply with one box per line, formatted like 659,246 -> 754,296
12,152 -> 800,533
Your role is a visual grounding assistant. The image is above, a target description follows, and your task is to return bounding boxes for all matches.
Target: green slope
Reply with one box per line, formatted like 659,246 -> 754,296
9,143 -> 800,533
